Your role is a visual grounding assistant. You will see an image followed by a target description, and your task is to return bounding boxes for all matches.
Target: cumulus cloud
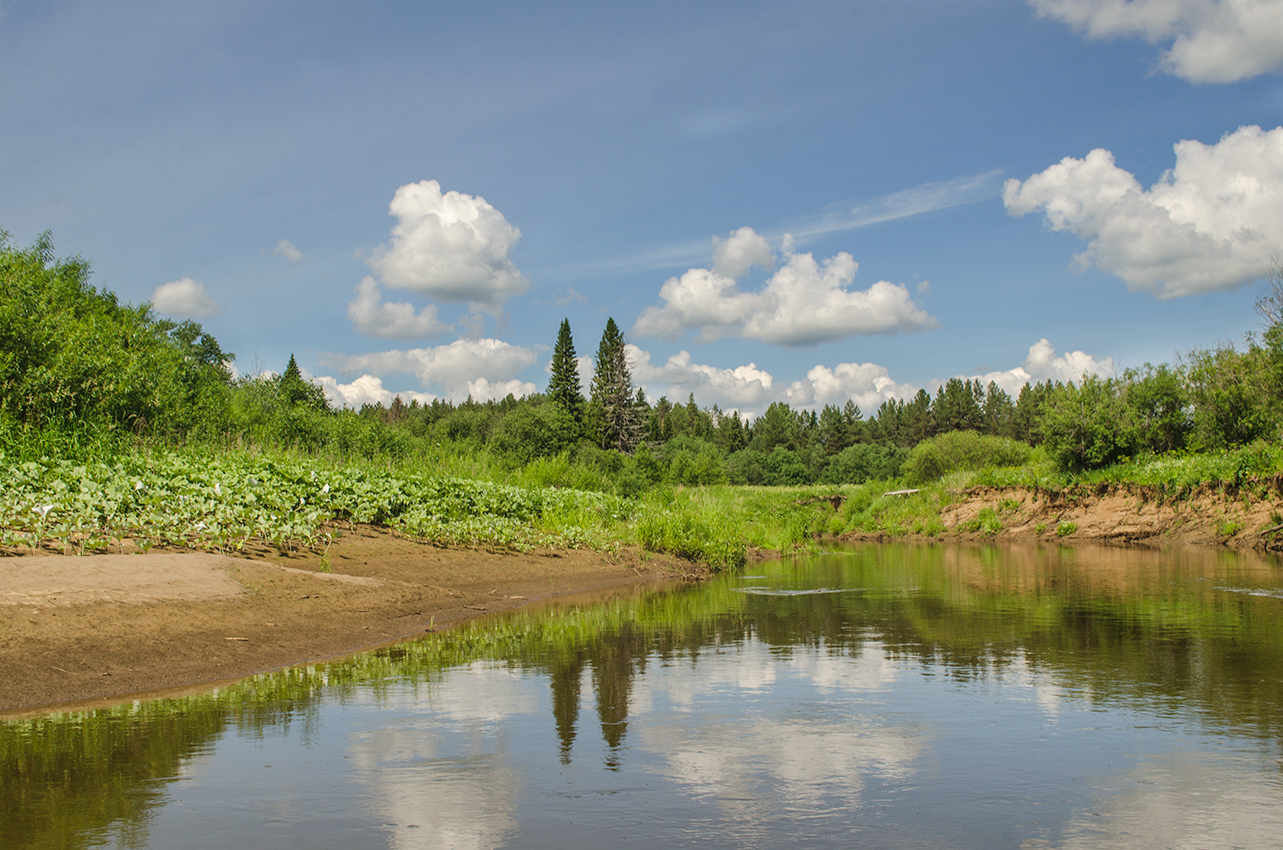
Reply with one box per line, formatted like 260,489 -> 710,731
633,227 -> 937,346
616,336 -> 1112,418
783,361 -> 917,414
322,338 -> 537,402
971,339 -> 1116,395
1004,125 -> 1283,298
628,345 -> 778,409
273,239 -> 303,262
347,277 -> 451,340
1030,0 -> 1283,83
367,179 -> 528,312
151,277 -> 220,318
622,342 -> 917,417
314,374 -> 436,409
711,226 -> 774,278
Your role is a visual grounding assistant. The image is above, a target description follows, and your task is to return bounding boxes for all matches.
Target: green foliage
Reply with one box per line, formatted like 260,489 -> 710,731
958,506 -> 1002,535
1039,375 -> 1137,473
278,354 -> 328,411
1185,344 -> 1277,450
0,448 -> 629,555
819,443 -> 907,484
589,318 -> 641,453
633,496 -> 747,571
0,231 -> 198,448
1124,363 -> 1190,454
1056,521 -> 1078,537
488,402 -> 581,466
547,318 -> 585,433
901,430 -> 1033,485
653,435 -> 728,486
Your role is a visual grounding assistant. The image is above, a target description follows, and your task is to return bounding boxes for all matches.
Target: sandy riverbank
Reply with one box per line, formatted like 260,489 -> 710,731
0,526 -> 688,717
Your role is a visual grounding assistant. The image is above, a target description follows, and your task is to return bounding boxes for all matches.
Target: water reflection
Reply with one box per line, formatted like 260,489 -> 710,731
4,543 -> 1283,849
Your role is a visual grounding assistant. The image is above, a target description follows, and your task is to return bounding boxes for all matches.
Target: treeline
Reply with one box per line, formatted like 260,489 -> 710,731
4,231 -> 1282,490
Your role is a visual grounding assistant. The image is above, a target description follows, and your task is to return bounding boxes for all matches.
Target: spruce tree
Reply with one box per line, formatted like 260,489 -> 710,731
279,353 -> 328,410
547,318 -> 585,431
589,318 -> 641,452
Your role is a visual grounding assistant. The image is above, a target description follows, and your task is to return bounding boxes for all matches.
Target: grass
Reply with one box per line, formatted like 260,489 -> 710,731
4,435 -> 1281,570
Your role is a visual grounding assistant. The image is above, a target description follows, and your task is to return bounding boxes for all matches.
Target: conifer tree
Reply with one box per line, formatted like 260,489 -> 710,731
279,354 -> 328,410
589,318 -> 641,452
547,318 -> 586,431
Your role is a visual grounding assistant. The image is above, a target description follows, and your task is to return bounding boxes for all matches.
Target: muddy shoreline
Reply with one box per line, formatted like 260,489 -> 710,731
0,527 -> 688,718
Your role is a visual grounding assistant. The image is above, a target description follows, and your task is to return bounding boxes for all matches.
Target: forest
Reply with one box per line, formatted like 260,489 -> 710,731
4,230 -> 1280,493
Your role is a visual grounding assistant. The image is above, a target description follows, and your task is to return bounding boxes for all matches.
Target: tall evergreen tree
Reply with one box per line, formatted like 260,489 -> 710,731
547,318 -> 586,432
279,354 -> 328,410
589,318 -> 641,452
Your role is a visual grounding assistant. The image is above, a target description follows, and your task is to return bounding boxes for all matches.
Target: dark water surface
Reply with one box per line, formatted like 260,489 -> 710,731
5,543 -> 1283,849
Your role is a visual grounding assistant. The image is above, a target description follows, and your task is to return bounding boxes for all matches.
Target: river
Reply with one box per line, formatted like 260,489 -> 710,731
4,542 -> 1282,849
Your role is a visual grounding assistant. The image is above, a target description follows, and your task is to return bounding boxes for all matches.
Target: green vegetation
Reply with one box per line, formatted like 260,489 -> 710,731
3,231 -> 1283,567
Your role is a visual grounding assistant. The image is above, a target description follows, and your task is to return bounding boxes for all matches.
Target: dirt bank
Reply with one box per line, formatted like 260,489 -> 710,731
850,482 -> 1283,549
0,526 -> 689,717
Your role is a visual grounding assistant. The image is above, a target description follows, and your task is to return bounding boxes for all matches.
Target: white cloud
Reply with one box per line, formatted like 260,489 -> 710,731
151,277 -> 220,318
971,338 -> 1116,395
367,179 -> 528,312
1004,125 -> 1283,298
711,226 -> 774,279
592,337 -> 1112,417
347,277 -> 451,340
623,343 -> 915,416
633,228 -> 938,346
322,338 -> 537,402
628,345 -> 777,409
1030,0 -> 1283,83
273,239 -> 303,262
783,361 -> 917,414
314,374 -> 437,409
464,376 -> 538,401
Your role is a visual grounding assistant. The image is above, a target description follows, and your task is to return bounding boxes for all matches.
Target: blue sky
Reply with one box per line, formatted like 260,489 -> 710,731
2,0 -> 1281,415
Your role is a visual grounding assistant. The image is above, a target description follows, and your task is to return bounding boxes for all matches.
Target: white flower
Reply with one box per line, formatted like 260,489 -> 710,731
33,504 -> 53,519
133,480 -> 144,490
214,483 -> 221,497
321,483 -> 330,494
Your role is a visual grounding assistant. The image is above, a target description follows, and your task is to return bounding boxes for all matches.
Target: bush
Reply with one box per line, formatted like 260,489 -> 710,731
488,403 -> 580,466
654,435 -> 728,486
901,430 -> 1033,485
1039,377 -> 1137,473
820,443 -> 908,484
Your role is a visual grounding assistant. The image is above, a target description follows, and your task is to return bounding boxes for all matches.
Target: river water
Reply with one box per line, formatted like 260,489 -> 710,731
4,542 -> 1283,849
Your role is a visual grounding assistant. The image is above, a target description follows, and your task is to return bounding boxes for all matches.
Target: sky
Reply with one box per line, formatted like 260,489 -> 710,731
2,0 -> 1282,416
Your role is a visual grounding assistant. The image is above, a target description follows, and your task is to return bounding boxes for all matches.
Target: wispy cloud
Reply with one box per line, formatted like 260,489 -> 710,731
781,170 -> 1004,243
549,170 -> 1004,279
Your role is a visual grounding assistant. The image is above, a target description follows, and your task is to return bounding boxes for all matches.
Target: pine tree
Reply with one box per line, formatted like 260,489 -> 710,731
278,354 -> 328,410
589,318 -> 641,452
547,318 -> 586,432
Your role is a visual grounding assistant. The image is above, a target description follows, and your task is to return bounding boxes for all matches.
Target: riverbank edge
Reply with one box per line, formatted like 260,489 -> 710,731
838,481 -> 1283,551
0,531 -> 701,719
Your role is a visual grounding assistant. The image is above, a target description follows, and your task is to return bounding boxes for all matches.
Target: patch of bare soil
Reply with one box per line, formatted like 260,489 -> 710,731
919,483 -> 1282,549
0,527 -> 688,717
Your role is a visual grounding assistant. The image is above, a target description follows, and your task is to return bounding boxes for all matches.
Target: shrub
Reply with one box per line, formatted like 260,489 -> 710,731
820,443 -> 908,484
488,404 -> 580,466
901,430 -> 1033,485
1039,376 -> 1138,473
